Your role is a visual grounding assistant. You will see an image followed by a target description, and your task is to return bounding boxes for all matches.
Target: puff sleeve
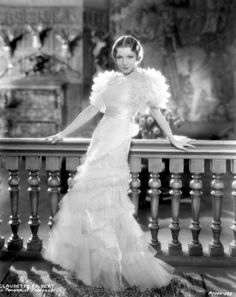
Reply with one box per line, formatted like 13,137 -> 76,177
142,68 -> 170,110
89,71 -> 115,113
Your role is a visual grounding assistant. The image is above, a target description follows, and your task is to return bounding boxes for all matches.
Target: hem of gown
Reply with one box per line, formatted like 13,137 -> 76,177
42,246 -> 174,292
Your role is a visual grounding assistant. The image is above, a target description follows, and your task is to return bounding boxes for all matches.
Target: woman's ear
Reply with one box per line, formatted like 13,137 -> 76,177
135,57 -> 141,65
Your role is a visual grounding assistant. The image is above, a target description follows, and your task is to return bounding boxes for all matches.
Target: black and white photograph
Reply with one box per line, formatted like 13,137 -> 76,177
0,0 -> 236,296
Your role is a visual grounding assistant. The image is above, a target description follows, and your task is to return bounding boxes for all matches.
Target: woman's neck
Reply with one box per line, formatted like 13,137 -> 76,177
122,67 -> 139,77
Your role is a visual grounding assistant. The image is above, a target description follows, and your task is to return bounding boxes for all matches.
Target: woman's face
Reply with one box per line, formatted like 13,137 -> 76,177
115,47 -> 138,75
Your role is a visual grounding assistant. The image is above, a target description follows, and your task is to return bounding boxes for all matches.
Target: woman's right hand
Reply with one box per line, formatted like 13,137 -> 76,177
45,133 -> 63,144
170,135 -> 196,152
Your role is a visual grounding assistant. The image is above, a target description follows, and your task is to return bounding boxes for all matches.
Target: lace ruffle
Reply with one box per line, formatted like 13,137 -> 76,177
141,67 -> 170,110
89,67 -> 170,115
43,68 -> 174,291
43,185 -> 174,291
89,70 -> 116,113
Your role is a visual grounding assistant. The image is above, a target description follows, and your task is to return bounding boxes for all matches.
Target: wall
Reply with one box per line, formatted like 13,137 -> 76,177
84,0 -> 109,9
0,1 -> 84,136
109,0 -> 236,139
0,0 -> 108,7
0,0 -> 80,6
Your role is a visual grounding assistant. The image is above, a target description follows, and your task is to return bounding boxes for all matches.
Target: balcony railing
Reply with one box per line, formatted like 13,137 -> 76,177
0,138 -> 236,266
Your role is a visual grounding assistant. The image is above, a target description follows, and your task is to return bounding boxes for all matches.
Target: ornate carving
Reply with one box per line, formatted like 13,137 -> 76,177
2,87 -> 63,137
38,9 -> 54,24
17,52 -> 80,78
0,6 -> 83,77
55,27 -> 82,58
0,7 -> 82,26
25,24 -> 52,50
84,9 -> 109,30
0,27 -> 25,57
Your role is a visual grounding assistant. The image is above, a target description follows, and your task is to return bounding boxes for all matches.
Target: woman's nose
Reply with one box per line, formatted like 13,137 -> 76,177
122,58 -> 128,65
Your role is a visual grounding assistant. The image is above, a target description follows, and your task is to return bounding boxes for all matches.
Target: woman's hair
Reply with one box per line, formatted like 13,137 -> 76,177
111,35 -> 144,63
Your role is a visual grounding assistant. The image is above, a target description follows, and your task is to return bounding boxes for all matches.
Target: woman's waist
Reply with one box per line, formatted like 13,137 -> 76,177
94,114 -> 133,139
104,106 -> 133,119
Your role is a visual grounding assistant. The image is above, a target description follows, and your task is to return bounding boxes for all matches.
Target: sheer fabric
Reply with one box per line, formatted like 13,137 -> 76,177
43,67 -> 173,291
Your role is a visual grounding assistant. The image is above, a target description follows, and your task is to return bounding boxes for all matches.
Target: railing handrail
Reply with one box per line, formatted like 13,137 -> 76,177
0,138 -> 236,159
0,137 -> 236,262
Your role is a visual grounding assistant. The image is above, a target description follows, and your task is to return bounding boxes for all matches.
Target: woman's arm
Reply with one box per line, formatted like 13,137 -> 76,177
150,107 -> 194,151
46,104 -> 99,143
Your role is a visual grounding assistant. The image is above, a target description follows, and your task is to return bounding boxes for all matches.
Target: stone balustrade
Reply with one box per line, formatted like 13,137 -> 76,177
0,138 -> 236,264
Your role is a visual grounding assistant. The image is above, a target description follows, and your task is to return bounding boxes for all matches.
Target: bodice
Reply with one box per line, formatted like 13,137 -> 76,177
89,67 -> 170,119
102,74 -> 138,120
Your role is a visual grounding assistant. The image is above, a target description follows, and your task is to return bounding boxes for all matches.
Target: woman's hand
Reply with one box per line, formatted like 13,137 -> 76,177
170,135 -> 196,151
45,133 -> 63,144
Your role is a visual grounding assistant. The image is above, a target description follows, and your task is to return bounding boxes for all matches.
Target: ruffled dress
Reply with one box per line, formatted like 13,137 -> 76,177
43,67 -> 174,291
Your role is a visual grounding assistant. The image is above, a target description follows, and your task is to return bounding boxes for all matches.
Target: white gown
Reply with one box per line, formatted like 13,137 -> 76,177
43,67 -> 174,291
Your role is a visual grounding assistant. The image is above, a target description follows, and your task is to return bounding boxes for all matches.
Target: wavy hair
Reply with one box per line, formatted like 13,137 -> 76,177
111,35 -> 144,63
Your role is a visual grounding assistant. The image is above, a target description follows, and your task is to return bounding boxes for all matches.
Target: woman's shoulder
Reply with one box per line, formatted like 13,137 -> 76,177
137,67 -> 166,83
91,70 -> 119,93
93,70 -> 118,83
136,67 -> 170,107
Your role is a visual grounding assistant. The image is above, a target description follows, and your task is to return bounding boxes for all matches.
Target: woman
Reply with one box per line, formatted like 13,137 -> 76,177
43,35 -> 193,291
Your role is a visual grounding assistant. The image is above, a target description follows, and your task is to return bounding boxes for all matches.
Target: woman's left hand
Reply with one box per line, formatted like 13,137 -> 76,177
44,133 -> 63,144
170,135 -> 196,151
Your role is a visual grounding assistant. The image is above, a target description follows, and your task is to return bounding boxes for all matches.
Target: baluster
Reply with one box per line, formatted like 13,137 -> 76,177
129,158 -> 142,219
168,159 -> 183,256
230,160 -> 236,256
209,159 -> 226,257
66,157 -> 80,190
0,217 -> 4,249
148,158 -> 164,253
26,157 -> 42,252
188,159 -> 204,256
46,157 -> 61,229
6,156 -> 23,251
0,169 -> 4,249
